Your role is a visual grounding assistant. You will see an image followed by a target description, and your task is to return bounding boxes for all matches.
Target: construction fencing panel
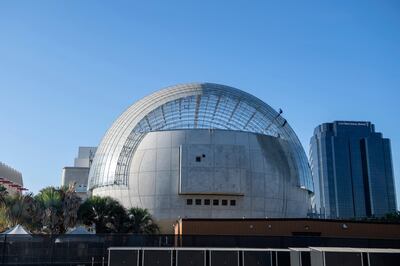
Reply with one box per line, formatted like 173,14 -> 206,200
300,251 -> 311,266
308,248 -> 400,266
2,234 -> 400,265
142,248 -> 173,266
176,249 -> 205,266
209,249 -> 239,266
324,252 -> 362,266
275,251 -> 291,266
242,249 -> 291,266
108,248 -> 139,266
107,247 -> 400,266
243,250 -> 272,266
107,248 -> 293,266
367,252 -> 400,266
289,248 -> 311,266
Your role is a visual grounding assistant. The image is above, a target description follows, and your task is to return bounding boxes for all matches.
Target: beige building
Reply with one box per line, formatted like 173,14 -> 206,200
61,146 -> 97,200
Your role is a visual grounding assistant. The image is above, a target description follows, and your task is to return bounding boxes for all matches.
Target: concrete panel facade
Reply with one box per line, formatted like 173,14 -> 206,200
61,146 -> 96,199
61,167 -> 90,199
93,129 -> 311,232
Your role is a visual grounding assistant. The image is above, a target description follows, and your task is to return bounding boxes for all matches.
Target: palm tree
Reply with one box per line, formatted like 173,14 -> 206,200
1,193 -> 37,228
78,196 -> 128,233
35,187 -> 63,234
35,185 -> 81,234
59,184 -> 82,230
126,207 -> 160,234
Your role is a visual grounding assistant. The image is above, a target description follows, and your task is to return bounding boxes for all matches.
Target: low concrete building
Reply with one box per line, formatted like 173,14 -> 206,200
0,162 -> 25,194
175,218 -> 400,239
61,147 -> 96,199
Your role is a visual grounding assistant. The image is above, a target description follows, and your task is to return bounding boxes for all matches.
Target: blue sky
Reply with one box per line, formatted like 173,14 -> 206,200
0,1 -> 399,206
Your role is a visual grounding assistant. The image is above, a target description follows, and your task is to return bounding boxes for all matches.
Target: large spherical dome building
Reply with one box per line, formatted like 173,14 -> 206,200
88,83 -> 313,232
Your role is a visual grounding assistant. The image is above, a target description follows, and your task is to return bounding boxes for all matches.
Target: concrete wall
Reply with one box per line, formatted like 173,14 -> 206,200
74,146 -> 97,168
61,167 -> 90,199
93,129 -> 311,232
180,144 -> 246,195
176,218 -> 400,239
60,146 -> 96,199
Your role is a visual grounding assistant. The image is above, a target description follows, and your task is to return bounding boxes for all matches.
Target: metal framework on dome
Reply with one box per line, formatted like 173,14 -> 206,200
88,83 -> 313,192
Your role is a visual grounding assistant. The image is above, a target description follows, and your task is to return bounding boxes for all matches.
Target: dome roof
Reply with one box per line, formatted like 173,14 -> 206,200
88,83 -> 313,191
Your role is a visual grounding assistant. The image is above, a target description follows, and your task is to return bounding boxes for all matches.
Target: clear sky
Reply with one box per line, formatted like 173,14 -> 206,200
0,1 -> 399,206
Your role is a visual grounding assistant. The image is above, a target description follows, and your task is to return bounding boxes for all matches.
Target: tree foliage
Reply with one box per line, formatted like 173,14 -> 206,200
0,184 -> 8,207
126,207 -> 160,234
0,193 -> 38,229
34,185 -> 82,234
1,184 -> 160,234
78,196 -> 128,233
35,187 -> 62,233
382,211 -> 400,223
60,185 -> 82,231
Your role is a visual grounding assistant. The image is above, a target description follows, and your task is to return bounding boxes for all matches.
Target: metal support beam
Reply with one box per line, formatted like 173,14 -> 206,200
194,95 -> 201,128
228,99 -> 241,122
243,110 -> 257,129
211,95 -> 221,123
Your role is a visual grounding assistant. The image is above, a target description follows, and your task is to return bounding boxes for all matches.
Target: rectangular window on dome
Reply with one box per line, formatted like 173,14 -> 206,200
213,199 -> 219,206
186,199 -> 193,205
195,199 -> 202,205
204,199 -> 210,205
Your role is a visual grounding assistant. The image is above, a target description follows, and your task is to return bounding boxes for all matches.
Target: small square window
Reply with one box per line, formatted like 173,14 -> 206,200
204,199 -> 210,205
195,199 -> 202,205
213,199 -> 219,206
230,200 -> 236,206
222,200 -> 228,206
186,199 -> 193,205
196,156 -> 201,162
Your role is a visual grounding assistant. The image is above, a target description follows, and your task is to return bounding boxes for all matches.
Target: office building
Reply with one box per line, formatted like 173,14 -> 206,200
310,121 -> 397,218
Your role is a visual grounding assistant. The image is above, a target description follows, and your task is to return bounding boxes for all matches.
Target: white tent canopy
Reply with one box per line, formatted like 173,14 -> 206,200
55,226 -> 98,243
1,228 -> 12,234
2,224 -> 31,235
